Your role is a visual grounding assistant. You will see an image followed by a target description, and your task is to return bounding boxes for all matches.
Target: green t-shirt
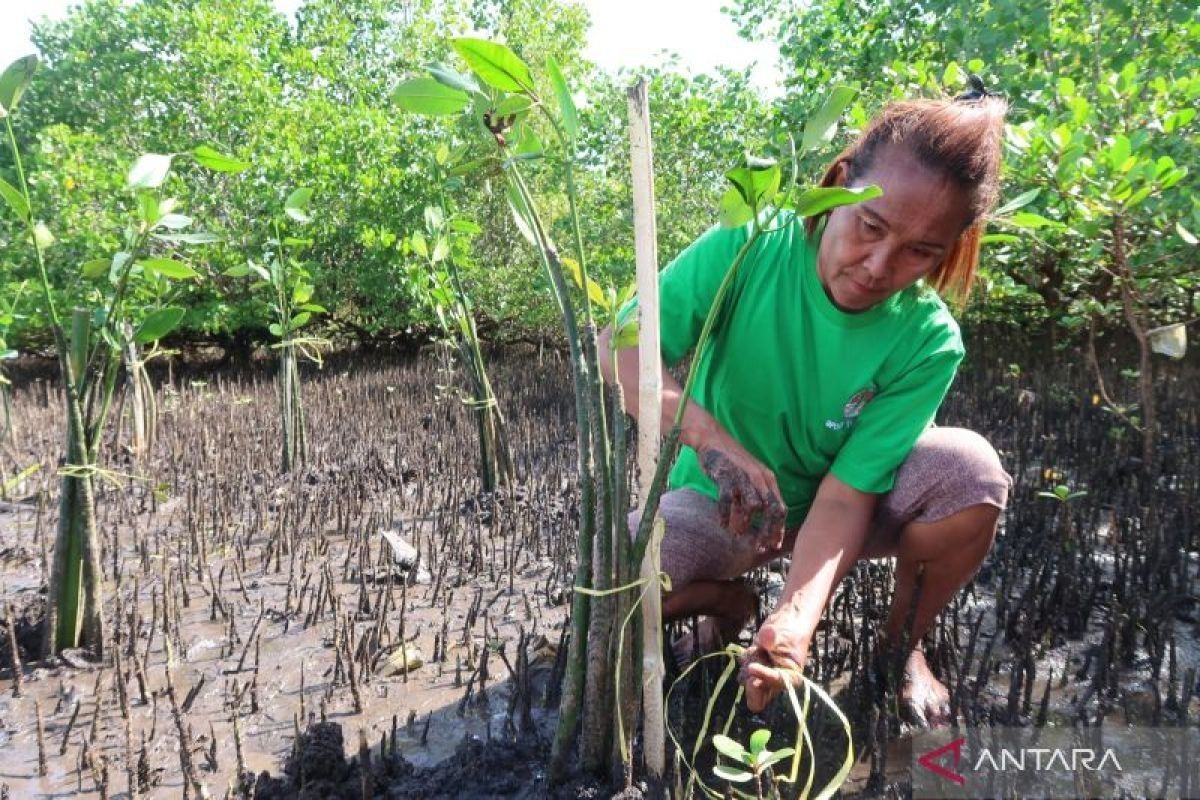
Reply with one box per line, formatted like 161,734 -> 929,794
618,212 -> 964,528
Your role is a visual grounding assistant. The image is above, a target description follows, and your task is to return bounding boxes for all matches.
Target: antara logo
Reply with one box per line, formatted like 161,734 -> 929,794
917,736 -> 1124,784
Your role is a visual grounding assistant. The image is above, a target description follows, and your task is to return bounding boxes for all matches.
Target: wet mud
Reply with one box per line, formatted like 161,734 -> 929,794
0,337 -> 1195,799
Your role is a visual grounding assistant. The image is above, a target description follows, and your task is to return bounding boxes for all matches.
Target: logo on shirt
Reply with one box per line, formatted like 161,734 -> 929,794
825,385 -> 876,432
843,386 -> 876,419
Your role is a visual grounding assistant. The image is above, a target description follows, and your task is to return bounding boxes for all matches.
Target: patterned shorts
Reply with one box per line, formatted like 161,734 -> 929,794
628,426 -> 1012,590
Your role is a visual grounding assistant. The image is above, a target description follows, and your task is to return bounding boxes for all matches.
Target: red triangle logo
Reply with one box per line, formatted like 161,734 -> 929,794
917,736 -> 966,785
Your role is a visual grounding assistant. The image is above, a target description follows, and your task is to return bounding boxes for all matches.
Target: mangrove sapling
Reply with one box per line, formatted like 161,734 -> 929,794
0,54 -> 246,655
405,178 -> 513,492
397,45 -> 623,774
225,187 -> 327,473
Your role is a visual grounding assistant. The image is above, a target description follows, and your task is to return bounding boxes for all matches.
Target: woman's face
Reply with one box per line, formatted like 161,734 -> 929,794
816,145 -> 972,312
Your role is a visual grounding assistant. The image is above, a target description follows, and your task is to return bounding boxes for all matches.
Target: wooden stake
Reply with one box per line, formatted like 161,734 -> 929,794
627,75 -> 666,784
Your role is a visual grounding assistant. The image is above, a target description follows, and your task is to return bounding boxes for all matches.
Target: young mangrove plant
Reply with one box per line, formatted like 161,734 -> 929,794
404,150 -> 513,492
396,43 -> 872,790
712,730 -> 795,800
0,54 -> 246,655
226,187 -> 327,473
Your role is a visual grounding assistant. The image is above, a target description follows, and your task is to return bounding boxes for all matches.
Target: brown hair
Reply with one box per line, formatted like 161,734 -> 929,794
804,95 -> 1008,306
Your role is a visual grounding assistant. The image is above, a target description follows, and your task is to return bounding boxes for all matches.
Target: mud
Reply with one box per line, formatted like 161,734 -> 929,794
0,336 -> 1195,799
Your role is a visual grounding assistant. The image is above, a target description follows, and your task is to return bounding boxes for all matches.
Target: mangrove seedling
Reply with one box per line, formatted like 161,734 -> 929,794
226,187 -> 327,473
0,54 -> 246,654
713,730 -> 795,800
404,154 -> 513,492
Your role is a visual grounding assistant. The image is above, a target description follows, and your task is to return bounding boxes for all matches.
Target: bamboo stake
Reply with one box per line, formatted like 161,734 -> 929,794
627,76 -> 666,784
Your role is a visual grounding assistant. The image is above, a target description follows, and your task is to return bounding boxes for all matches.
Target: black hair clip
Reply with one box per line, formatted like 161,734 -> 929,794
954,74 -> 999,102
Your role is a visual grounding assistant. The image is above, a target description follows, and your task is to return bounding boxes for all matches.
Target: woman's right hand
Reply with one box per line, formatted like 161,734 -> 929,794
692,424 -> 787,546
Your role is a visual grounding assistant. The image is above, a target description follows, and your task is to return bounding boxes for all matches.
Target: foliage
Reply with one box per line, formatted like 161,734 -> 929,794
0,0 -> 1195,349
728,0 -> 1199,331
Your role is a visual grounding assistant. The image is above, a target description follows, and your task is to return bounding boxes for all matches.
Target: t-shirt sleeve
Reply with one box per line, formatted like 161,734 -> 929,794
830,331 -> 964,494
615,222 -> 749,368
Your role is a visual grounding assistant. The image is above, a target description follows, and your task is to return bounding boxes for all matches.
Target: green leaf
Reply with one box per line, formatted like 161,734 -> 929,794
139,258 -> 199,280
748,729 -> 771,757
1106,135 -> 1131,172
1008,212 -> 1064,229
284,187 -> 313,223
290,311 -> 311,329
134,306 -> 185,343
756,747 -> 796,770
562,257 -> 606,309
392,77 -> 470,116
192,144 -> 251,173
411,231 -> 429,258
980,233 -> 1021,245
155,213 -> 193,230
127,154 -> 174,189
0,176 -> 29,222
546,56 -> 577,141
268,322 -> 283,338
81,259 -> 109,280
993,188 -> 1041,217
450,218 -> 482,234
223,264 -> 251,277
513,121 -> 542,155
153,232 -> 222,245
1160,167 -> 1187,190
431,237 -> 450,263
427,63 -> 480,94
1124,185 -> 1152,208
0,55 -> 37,115
137,191 -> 160,225
452,38 -> 535,94
942,62 -> 963,88
726,160 -> 781,209
791,184 -> 882,217
801,85 -> 857,153
292,283 -> 313,304
712,734 -> 748,762
494,94 -> 534,117
718,186 -> 754,229
614,319 -> 639,349
247,260 -> 270,281
299,303 -> 327,313
712,765 -> 754,783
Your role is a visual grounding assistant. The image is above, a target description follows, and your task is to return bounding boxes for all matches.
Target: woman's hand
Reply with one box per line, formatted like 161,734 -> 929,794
693,426 -> 787,546
739,605 -> 812,712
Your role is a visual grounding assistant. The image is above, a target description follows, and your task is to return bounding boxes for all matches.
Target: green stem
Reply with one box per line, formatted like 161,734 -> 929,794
507,163 -> 597,784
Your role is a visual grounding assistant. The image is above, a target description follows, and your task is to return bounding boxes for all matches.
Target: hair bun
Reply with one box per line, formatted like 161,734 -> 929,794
954,74 -> 998,102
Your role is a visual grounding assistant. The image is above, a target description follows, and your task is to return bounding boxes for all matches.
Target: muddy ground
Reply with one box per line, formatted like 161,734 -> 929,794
0,336 -> 1196,799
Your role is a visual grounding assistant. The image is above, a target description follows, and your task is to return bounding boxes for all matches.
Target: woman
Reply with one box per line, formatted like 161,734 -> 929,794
598,91 -> 1013,725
